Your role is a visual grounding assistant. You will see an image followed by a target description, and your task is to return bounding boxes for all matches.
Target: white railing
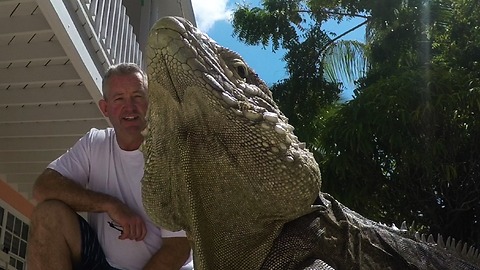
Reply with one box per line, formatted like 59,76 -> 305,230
68,0 -> 143,70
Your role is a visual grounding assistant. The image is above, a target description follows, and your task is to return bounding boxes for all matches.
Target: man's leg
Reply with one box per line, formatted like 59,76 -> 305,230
75,214 -> 116,270
27,200 -> 82,270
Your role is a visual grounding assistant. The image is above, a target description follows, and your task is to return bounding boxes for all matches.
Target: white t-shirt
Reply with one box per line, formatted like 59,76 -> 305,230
48,128 -> 193,270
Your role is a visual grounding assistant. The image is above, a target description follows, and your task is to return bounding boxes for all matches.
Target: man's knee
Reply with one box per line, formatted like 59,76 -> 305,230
30,200 -> 82,253
28,200 -> 83,268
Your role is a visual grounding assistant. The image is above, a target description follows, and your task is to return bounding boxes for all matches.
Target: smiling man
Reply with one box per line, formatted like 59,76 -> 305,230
27,63 -> 193,270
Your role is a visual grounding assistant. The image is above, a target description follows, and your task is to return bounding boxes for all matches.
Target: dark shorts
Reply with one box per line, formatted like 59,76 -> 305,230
74,215 -> 120,270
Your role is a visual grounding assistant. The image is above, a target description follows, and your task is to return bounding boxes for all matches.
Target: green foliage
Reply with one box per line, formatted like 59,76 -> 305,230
232,1 -> 303,50
272,77 -> 340,145
317,66 -> 480,245
316,0 -> 480,246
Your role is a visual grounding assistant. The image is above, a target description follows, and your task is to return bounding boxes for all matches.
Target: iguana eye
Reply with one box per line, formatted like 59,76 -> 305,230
236,65 -> 247,79
232,60 -> 248,79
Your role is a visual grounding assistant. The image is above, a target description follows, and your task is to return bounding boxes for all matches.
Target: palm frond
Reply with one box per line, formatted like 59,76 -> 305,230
322,40 -> 368,90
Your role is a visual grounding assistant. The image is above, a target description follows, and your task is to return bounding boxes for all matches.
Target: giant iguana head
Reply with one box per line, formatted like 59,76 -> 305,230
142,16 -> 321,269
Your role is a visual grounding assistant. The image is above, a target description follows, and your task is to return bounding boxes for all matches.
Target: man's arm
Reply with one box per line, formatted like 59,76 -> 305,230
34,168 -> 120,212
33,168 -> 147,241
143,237 -> 191,270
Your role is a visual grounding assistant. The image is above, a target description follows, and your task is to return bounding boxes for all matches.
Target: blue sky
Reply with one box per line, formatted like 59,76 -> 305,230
191,0 -> 366,99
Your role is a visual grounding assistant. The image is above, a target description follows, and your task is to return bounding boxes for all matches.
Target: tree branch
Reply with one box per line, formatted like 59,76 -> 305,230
321,19 -> 370,53
296,9 -> 371,19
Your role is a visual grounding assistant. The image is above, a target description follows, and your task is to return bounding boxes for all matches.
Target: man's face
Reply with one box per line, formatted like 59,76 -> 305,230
99,73 -> 148,136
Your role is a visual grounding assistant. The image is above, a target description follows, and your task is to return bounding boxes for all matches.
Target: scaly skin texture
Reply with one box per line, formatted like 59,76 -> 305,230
142,16 -> 480,269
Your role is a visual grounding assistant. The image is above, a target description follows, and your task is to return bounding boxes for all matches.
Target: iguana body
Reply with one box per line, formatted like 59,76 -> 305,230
142,16 -> 479,269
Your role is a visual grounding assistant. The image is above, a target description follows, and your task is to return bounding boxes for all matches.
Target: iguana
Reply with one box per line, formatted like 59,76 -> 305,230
141,16 -> 480,270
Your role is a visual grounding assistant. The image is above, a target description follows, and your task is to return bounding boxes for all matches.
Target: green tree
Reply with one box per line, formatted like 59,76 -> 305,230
318,0 -> 480,246
232,0 -> 480,247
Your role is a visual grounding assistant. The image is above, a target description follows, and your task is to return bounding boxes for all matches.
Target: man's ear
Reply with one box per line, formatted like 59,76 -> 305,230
99,99 -> 109,117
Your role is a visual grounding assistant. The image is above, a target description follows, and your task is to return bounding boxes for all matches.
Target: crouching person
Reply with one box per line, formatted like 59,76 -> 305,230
26,63 -> 193,270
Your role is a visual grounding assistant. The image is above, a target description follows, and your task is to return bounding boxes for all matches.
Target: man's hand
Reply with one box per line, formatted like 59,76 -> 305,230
107,201 -> 147,241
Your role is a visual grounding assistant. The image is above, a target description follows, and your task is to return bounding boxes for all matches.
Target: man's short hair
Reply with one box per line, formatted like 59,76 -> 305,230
102,63 -> 148,99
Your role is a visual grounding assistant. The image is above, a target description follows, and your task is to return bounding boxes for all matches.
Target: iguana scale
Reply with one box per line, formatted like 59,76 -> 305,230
141,16 -> 480,270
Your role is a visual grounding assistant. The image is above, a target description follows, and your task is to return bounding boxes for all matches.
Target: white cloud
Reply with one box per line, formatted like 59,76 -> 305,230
191,0 -> 233,32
